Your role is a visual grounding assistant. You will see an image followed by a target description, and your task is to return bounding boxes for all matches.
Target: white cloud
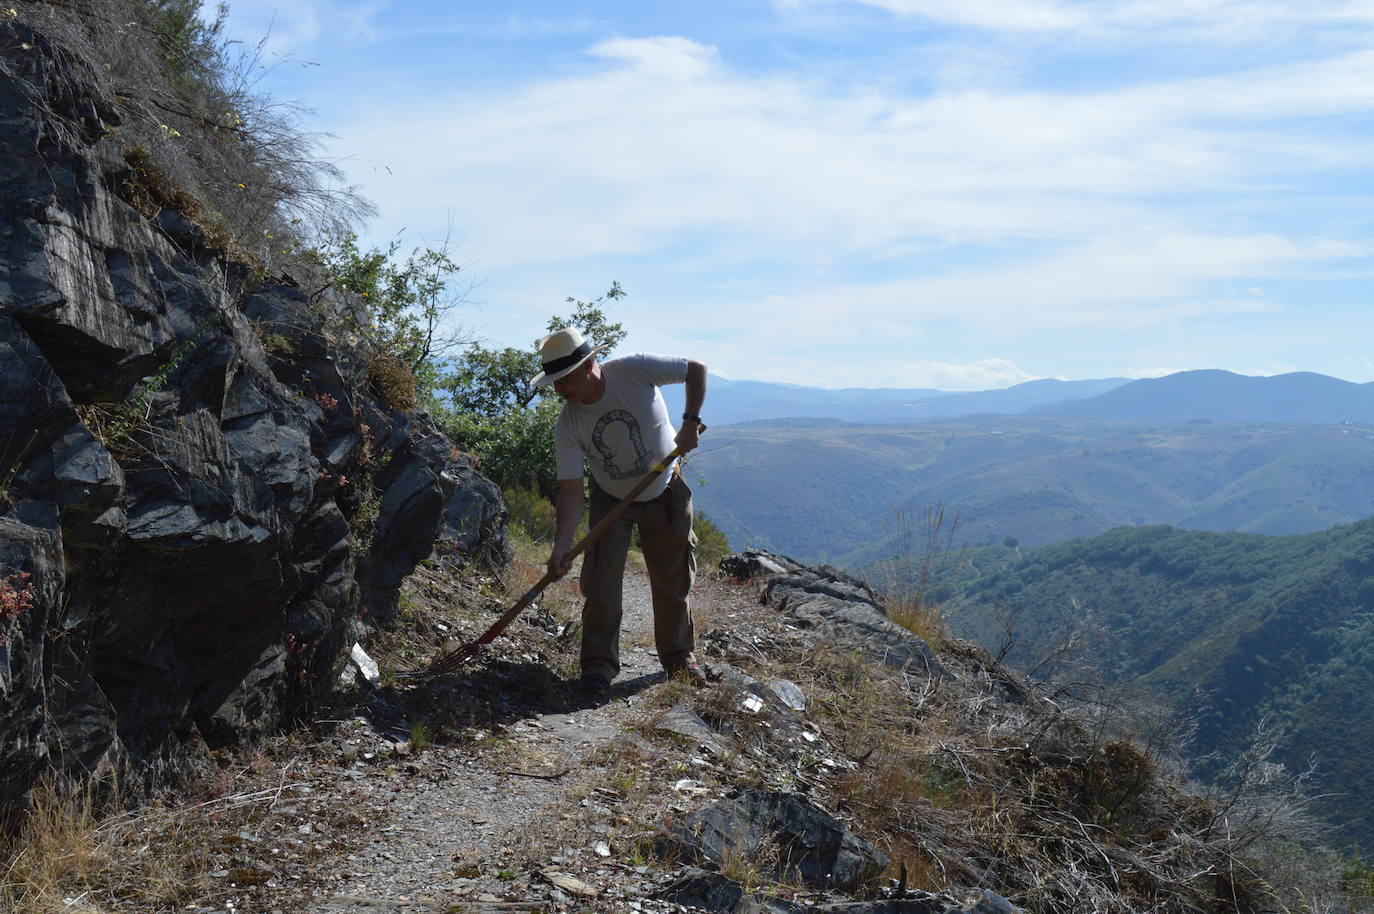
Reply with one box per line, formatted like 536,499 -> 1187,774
230,4 -> 1374,385
798,0 -> 1085,31
589,36 -> 720,80
864,357 -> 1041,389
335,34 -> 1374,286
499,14 -> 600,38
704,354 -> 1040,390
779,0 -> 1374,37
756,231 -> 1350,331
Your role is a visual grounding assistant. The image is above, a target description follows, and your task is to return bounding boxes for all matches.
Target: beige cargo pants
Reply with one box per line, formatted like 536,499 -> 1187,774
579,472 -> 697,680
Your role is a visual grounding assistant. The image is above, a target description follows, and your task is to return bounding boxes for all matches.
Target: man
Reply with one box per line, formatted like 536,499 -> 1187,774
531,326 -> 707,692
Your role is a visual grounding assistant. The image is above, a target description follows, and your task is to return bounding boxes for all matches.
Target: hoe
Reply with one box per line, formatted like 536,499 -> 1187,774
404,435 -> 701,681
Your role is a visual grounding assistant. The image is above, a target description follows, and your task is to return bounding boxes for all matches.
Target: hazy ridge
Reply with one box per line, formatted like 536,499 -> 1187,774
687,416 -> 1374,563
666,368 -> 1374,428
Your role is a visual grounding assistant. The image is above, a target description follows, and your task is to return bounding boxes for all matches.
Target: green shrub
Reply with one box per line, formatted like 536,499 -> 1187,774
503,485 -> 559,544
441,398 -> 561,497
1341,850 -> 1374,899
314,233 -> 468,390
435,290 -> 626,498
694,511 -> 731,577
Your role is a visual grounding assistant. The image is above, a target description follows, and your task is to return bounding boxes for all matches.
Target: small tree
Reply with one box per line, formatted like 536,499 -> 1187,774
133,0 -> 228,93
313,233 -> 472,410
438,285 -> 626,497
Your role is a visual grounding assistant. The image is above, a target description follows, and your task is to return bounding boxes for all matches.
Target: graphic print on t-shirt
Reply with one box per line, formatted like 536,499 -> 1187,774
591,409 -> 650,480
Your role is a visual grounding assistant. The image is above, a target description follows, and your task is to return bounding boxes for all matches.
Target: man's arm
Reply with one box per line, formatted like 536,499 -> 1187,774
675,359 -> 707,453
547,477 -> 585,580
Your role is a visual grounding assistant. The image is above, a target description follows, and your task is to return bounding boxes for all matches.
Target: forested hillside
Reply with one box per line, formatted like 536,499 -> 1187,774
933,520 -> 1374,848
687,416 -> 1374,563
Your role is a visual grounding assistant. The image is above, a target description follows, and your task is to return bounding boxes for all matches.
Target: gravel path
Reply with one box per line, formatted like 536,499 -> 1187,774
269,571 -> 748,914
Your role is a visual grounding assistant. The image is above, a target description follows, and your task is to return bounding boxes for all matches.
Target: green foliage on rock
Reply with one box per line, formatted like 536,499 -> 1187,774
692,511 -> 731,576
436,285 -> 626,497
313,233 -> 468,409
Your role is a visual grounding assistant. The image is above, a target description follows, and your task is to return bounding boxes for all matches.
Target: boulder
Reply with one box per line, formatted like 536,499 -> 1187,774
656,867 -> 802,913
655,702 -> 737,757
765,571 -> 945,678
815,900 -> 951,913
703,661 -> 818,755
719,549 -> 804,581
666,789 -> 889,892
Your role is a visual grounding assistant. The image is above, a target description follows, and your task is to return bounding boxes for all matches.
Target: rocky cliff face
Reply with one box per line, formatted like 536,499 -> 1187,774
0,19 -> 506,808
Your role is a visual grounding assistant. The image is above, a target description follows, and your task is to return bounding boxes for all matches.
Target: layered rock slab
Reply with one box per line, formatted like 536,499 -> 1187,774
0,20 -> 505,804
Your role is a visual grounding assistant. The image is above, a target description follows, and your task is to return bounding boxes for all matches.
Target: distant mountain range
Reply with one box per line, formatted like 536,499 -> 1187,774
663,365 -> 1374,851
1030,369 -> 1374,424
663,375 -> 1130,425
663,369 -> 1374,427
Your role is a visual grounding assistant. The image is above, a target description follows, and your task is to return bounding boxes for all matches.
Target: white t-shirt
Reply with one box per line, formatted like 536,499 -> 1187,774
555,354 -> 689,500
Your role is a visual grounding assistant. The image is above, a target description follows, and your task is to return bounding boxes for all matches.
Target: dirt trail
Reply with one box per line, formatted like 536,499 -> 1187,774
260,570 -> 749,914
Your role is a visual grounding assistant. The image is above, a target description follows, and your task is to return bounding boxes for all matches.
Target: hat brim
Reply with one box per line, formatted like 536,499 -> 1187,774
530,344 -> 607,388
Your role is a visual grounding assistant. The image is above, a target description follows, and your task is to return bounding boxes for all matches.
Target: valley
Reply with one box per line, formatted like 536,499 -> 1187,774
687,415 -> 1374,564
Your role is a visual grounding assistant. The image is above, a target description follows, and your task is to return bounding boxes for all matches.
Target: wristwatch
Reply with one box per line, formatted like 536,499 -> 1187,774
682,413 -> 702,425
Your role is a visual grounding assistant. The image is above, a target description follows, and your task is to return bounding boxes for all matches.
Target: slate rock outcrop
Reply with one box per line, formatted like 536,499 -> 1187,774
657,867 -> 800,913
723,549 -> 945,677
665,789 -> 889,892
0,20 -> 506,808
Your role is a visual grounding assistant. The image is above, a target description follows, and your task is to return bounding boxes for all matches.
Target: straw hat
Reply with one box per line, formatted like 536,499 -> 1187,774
529,327 -> 607,387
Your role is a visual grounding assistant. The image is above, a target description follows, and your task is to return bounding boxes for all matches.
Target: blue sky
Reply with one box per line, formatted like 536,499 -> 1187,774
217,0 -> 1374,389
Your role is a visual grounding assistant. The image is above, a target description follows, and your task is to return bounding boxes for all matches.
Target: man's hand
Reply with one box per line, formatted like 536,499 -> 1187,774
675,421 -> 702,454
549,478 -> 585,581
547,547 -> 574,581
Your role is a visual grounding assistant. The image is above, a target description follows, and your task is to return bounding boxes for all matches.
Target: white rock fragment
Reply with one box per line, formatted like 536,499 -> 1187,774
756,555 -> 787,574
540,869 -> 599,897
593,840 -> 612,857
767,679 -> 807,711
349,643 -> 380,684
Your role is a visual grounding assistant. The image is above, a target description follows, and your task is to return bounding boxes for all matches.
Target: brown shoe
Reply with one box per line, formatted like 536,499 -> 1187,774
665,661 -> 707,687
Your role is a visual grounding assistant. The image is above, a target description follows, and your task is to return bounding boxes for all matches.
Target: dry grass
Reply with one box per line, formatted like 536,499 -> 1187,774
118,145 -> 242,260
0,765 -> 324,914
718,831 -> 786,895
885,600 -> 949,652
1,782 -> 111,914
868,506 -> 963,652
727,627 -> 1325,914
500,738 -> 666,875
501,535 -> 583,621
366,353 -> 417,411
